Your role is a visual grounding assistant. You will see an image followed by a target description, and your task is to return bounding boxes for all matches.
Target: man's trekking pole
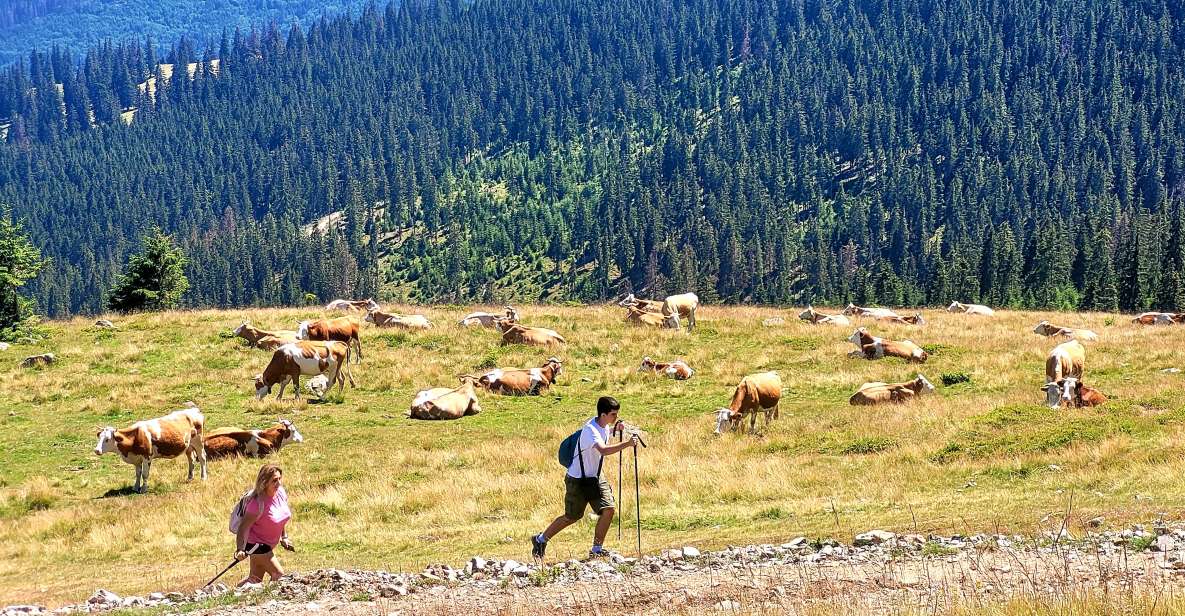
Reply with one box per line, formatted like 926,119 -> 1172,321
204,557 -> 242,588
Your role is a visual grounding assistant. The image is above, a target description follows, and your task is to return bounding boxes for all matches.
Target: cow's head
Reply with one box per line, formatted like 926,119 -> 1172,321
94,427 -> 118,455
1042,377 -> 1078,408
915,374 -> 936,394
363,311 -> 376,324
254,374 -> 270,400
847,328 -> 870,346
1033,320 -> 1051,335
842,303 -> 859,316
295,321 -> 310,339
546,357 -> 563,378
234,321 -> 251,335
505,306 -> 519,322
797,306 -> 816,321
365,299 -> 380,312
663,313 -> 681,329
618,293 -> 638,307
912,313 -> 926,325
638,356 -> 655,372
278,419 -> 304,445
713,408 -> 740,435
947,302 -> 963,312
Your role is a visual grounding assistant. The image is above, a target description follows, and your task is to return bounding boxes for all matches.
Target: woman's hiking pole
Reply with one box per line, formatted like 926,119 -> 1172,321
616,425 -> 623,541
204,557 -> 242,588
633,443 -> 642,558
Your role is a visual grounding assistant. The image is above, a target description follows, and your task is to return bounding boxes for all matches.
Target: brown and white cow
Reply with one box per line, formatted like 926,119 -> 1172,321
19,353 -> 55,368
661,292 -> 700,332
618,293 -> 665,313
876,312 -> 925,326
638,357 -> 694,380
1042,339 -> 1085,408
843,304 -> 902,319
254,341 -> 353,400
500,323 -> 566,347
257,333 -> 300,351
297,316 -> 362,362
459,306 -> 519,328
93,406 -> 207,493
798,306 -> 852,326
325,298 -> 380,312
234,321 -> 299,348
849,374 -> 935,405
409,376 -> 482,420
847,328 -> 928,363
624,306 -> 681,328
203,419 -> 304,460
366,310 -> 433,330
1032,320 -> 1099,342
713,372 -> 782,434
477,357 -> 563,395
947,301 -> 995,316
1132,312 -> 1177,326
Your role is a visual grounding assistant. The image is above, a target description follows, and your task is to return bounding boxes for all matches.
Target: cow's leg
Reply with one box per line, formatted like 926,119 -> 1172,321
133,463 -> 143,493
276,378 -> 288,400
354,337 -> 363,364
688,308 -> 696,332
193,435 -> 208,480
292,374 -> 301,400
186,447 -> 195,481
140,460 -> 151,493
331,363 -> 345,395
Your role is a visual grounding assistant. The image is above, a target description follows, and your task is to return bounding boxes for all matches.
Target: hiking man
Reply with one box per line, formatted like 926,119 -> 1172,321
531,396 -> 638,559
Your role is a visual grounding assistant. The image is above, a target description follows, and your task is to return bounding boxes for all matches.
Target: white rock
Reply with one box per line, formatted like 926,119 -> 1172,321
682,546 -> 701,558
0,342 -> 9,351
854,530 -> 897,546
511,565 -> 531,577
715,599 -> 741,611
146,593 -> 165,602
87,590 -> 121,605
662,548 -> 684,561
501,560 -> 522,576
468,556 -> 487,573
3,606 -> 45,614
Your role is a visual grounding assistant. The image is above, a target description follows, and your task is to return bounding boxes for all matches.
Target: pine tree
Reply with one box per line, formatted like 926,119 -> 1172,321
106,228 -> 190,313
0,208 -> 46,341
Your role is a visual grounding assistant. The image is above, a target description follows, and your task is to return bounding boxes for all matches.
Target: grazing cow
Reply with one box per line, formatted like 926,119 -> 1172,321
1042,339 -> 1085,408
798,306 -> 852,326
409,376 -> 482,420
876,313 -> 925,326
203,419 -> 304,460
624,306 -> 680,328
618,293 -> 665,313
713,372 -> 782,434
233,321 -> 299,348
1032,321 -> 1099,342
849,374 -> 935,405
842,304 -> 902,319
500,323 -> 566,347
325,298 -> 380,312
254,341 -> 353,400
847,328 -> 928,363
93,406 -> 207,493
460,306 -> 519,328
947,302 -> 995,316
661,293 -> 700,332
297,316 -> 362,362
19,353 -> 55,368
638,357 -> 694,380
366,310 -> 433,330
1132,312 -> 1177,326
478,357 -> 563,395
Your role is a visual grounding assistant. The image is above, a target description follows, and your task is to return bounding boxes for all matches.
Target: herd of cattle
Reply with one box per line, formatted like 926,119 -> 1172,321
75,295 -> 1185,492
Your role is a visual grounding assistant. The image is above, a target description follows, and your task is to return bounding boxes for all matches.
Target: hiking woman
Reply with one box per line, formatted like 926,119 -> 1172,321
234,463 -> 292,586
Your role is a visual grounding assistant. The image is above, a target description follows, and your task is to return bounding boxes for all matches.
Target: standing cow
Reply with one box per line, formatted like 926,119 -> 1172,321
297,316 -> 362,363
254,341 -> 353,400
93,406 -> 208,493
1042,339 -> 1085,408
714,372 -> 782,434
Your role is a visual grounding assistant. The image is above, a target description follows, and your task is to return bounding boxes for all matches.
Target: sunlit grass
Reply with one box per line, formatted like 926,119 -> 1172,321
0,305 -> 1183,605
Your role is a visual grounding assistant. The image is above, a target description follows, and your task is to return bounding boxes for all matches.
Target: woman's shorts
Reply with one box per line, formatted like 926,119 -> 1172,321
563,474 -> 615,520
244,542 -> 273,555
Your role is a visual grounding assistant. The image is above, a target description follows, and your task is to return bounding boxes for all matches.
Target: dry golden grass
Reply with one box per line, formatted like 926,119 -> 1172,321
0,305 -> 1183,606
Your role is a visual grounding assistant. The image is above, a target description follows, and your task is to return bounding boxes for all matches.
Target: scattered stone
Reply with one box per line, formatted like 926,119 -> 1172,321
0,342 -> 9,351
661,548 -> 685,561
1162,368 -> 1181,374
467,556 -> 487,573
18,353 -> 54,369
715,599 -> 741,611
87,590 -> 120,605
682,546 -> 701,558
854,530 -> 897,546
1087,516 -> 1105,529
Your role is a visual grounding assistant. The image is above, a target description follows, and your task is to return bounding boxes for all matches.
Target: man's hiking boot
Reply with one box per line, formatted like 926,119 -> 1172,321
531,534 -> 547,560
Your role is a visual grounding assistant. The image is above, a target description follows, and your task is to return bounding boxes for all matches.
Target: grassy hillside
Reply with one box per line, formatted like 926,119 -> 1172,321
0,305 -> 1183,605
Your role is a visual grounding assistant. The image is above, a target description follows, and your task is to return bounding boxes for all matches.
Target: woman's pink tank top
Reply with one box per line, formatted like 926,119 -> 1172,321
245,486 -> 291,547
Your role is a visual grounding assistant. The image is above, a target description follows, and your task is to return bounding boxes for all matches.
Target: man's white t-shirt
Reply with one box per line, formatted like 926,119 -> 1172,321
566,417 -> 611,479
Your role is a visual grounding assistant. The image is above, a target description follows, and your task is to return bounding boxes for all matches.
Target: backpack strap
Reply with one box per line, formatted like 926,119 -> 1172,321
575,429 -> 605,479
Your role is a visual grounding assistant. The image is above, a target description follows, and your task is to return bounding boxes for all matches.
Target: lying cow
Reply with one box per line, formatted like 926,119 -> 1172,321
1032,320 -> 1099,342
947,301 -> 995,316
714,372 -> 781,434
257,333 -> 300,351
459,306 -> 519,328
94,406 -> 207,493
638,357 -> 694,380
843,304 -> 901,319
848,328 -> 928,363
624,306 -> 680,328
1044,379 -> 1107,408
849,375 -> 935,405
618,293 -> 665,313
203,419 -> 304,460
478,357 -> 562,395
366,310 -> 433,330
325,298 -> 380,312
876,313 -> 925,326
297,316 -> 362,362
233,321 -> 299,348
1132,312 -> 1177,326
1042,339 -> 1085,408
19,353 -> 55,368
254,341 -> 354,400
409,376 -> 482,420
500,323 -> 566,347
798,306 -> 852,326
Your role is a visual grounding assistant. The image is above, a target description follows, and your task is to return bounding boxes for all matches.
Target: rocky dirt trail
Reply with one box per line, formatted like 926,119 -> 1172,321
11,525 -> 1185,615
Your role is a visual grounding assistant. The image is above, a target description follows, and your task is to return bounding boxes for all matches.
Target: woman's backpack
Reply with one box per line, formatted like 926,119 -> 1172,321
228,490 -> 255,534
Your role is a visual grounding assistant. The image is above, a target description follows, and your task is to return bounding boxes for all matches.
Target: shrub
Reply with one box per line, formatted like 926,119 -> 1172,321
941,372 -> 971,386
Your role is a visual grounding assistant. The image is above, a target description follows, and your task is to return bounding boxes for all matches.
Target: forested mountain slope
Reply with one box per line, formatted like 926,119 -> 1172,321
1,0 -> 1184,316
0,0 -> 375,66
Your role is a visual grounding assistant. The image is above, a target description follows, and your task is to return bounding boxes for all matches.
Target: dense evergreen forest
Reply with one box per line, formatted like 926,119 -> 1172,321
0,0 -> 373,66
1,0 -> 1184,316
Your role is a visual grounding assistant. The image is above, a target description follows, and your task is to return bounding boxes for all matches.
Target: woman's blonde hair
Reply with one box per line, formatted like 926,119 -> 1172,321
252,463 -> 282,496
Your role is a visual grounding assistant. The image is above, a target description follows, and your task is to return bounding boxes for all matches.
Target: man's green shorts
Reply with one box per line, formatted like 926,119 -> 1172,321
564,474 -> 615,520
